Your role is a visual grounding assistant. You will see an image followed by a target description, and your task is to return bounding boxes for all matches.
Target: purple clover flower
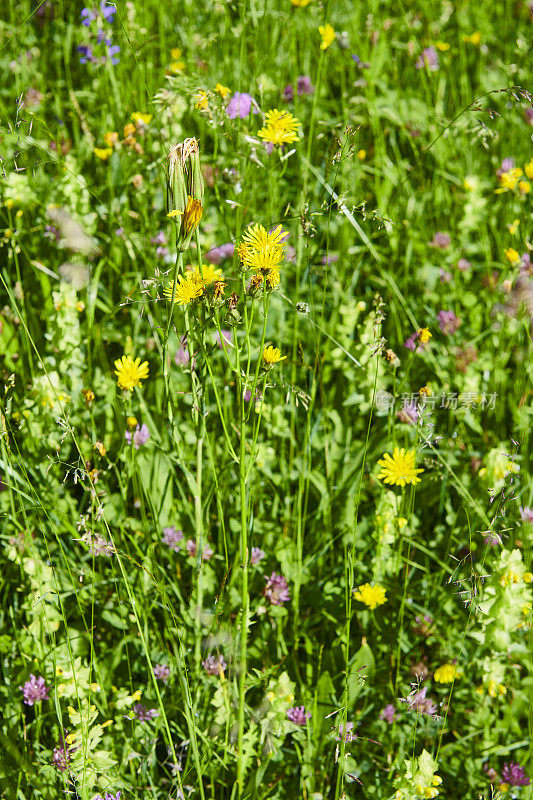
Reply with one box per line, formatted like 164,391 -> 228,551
403,686 -> 438,717
286,705 -> 311,725
202,654 -> 227,675
397,400 -> 419,425
519,506 -> 533,522
404,331 -> 429,354
250,547 -> 265,564
437,310 -> 461,335
153,664 -> 170,683
496,157 -> 515,178
20,674 -> 49,705
501,762 -> 530,787
125,423 -> 150,449
416,47 -> 439,71
283,75 -> 315,101
336,721 -> 357,742
162,526 -> 183,551
133,703 -> 159,722
457,258 -> 471,272
205,242 -> 235,264
51,742 -> 71,771
186,539 -> 214,560
95,793 -> 122,800
379,704 -> 396,723
263,572 -> 290,605
226,92 -> 257,120
428,231 -> 450,249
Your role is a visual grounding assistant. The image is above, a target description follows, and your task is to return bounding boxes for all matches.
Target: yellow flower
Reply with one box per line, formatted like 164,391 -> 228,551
433,663 -> 459,683
215,83 -> 231,99
171,48 -> 182,60
126,416 -> 138,429
257,109 -> 301,146
500,570 -> 521,586
523,572 -> 532,583
487,680 -> 507,698
464,31 -> 481,44
114,355 -> 149,391
170,59 -> 186,73
377,448 -> 424,487
241,223 -> 288,252
435,41 -> 450,51
357,149 -> 366,160
183,196 -> 203,233
123,123 -> 136,138
353,582 -> 387,610
519,180 -> 530,194
163,272 -> 204,305
195,90 -> 209,111
505,248 -> 520,266
262,345 -> 286,366
290,0 -> 312,5
94,147 -> 113,160
417,327 -> 431,344
496,167 -> 523,193
463,175 -> 477,191
507,219 -> 520,235
104,131 -> 119,147
319,23 -> 336,50
190,263 -> 223,286
131,112 -> 152,126
525,159 -> 533,179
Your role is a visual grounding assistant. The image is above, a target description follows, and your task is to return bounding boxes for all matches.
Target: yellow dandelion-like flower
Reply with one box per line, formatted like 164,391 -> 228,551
114,355 -> 149,391
519,180 -> 530,194
171,48 -> 182,60
94,147 -> 113,160
505,248 -> 520,266
265,267 -> 281,289
163,272 -> 204,305
463,31 -> 481,45
170,59 -> 186,73
195,90 -> 209,111
377,448 -> 424,487
417,327 -> 432,344
433,663 -> 459,683
495,167 -> 523,193
290,0 -> 312,5
183,196 -> 203,233
353,582 -> 387,610
525,159 -> 533,179
104,131 -> 119,147
190,263 -> 223,286
318,23 -> 336,50
507,219 -> 520,235
241,223 -> 288,251
215,83 -> 231,99
435,41 -> 450,51
131,112 -> 152,125
257,109 -> 301,146
262,345 -> 286,366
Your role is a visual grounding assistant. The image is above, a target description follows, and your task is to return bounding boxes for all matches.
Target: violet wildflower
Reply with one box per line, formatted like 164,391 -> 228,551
263,572 -> 290,605
250,547 -> 265,565
162,526 -> 183,551
501,762 -> 530,787
20,674 -> 49,705
519,506 -> 533,523
202,654 -> 227,675
283,75 -> 314,101
286,244 -> 296,262
416,47 -> 439,70
153,664 -> 170,683
214,330 -> 232,348
133,703 -> 159,722
95,793 -> 122,800
404,332 -> 428,354
428,231 -> 450,249
521,253 -> 532,274
397,400 -> 419,425
321,252 -> 339,265
205,242 -> 235,264
403,686 -> 438,717
439,268 -> 452,283
484,532 -> 502,546
457,258 -> 471,272
525,107 -> 533,126
437,310 -> 461,335
125,423 -> 150,449
379,704 -> 396,723
286,705 -> 311,725
115,227 -> 124,237
496,157 -> 515,178
175,341 -> 190,367
351,54 -> 370,68
186,539 -> 214,560
226,92 -> 257,120
336,722 -> 357,742
52,743 -> 71,771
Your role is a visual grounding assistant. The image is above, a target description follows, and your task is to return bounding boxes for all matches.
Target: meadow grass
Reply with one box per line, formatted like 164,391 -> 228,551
0,1 -> 532,799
